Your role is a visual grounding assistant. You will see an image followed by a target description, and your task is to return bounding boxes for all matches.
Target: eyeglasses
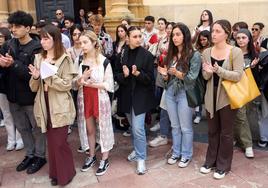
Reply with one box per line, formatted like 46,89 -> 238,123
56,13 -> 62,15
251,28 -> 259,32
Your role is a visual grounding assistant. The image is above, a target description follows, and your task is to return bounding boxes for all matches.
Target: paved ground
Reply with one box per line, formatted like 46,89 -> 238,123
0,119 -> 268,188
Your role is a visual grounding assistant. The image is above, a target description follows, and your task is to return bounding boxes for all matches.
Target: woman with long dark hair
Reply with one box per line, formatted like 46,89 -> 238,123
114,26 -> 156,175
193,30 -> 212,124
200,20 -> 244,179
160,23 -> 202,168
192,10 -> 213,43
29,24 -> 77,186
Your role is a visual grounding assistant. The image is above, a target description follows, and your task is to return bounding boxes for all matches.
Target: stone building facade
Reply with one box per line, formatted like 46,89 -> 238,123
0,0 -> 267,37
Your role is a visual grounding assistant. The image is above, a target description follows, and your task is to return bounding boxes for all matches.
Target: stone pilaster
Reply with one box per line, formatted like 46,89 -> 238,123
0,0 -> 9,23
105,0 -> 135,39
8,0 -> 36,22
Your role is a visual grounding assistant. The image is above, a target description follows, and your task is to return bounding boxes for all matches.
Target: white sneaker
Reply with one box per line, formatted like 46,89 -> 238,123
200,165 -> 212,174
6,143 -> 15,151
15,142 -> 24,151
178,158 -> 191,168
127,150 -> 137,162
136,160 -> 146,175
167,155 -> 180,165
123,130 -> 131,137
245,147 -> 254,158
0,120 -> 4,127
149,136 -> 168,147
68,126 -> 72,135
193,116 -> 201,124
213,170 -> 226,179
150,122 -> 160,132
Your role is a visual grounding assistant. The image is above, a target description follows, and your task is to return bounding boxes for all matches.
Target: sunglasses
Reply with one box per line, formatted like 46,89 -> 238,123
56,13 -> 62,15
251,28 -> 259,32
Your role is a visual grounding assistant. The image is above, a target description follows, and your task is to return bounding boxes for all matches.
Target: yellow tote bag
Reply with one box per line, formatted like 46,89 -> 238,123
222,51 -> 260,109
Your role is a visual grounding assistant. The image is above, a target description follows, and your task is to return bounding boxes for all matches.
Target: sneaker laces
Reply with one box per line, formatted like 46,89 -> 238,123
85,157 -> 94,165
180,158 -> 188,163
99,160 -> 105,169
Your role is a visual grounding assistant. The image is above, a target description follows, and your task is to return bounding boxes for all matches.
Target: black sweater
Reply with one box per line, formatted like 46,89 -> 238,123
0,37 -> 41,105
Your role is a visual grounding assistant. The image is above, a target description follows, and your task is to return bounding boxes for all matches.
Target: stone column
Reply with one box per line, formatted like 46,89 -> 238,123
0,0 -> 9,23
8,0 -> 37,22
105,0 -> 134,39
128,0 -> 149,27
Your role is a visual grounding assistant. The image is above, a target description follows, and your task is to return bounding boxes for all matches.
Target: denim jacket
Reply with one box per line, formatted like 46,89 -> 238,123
166,51 -> 202,95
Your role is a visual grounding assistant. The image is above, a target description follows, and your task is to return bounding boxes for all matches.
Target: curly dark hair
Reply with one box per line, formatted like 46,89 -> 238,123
7,10 -> 33,27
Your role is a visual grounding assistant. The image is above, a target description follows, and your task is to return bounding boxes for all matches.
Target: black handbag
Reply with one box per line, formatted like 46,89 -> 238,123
185,69 -> 206,108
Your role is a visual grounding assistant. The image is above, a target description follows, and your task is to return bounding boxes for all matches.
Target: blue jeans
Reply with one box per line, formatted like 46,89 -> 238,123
126,109 -> 146,160
165,87 -> 193,159
159,109 -> 171,137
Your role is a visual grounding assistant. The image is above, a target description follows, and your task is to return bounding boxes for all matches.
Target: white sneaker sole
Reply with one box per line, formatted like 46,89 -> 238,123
149,141 -> 168,147
200,167 -> 212,174
80,161 -> 96,172
95,164 -> 110,176
213,172 -> 225,179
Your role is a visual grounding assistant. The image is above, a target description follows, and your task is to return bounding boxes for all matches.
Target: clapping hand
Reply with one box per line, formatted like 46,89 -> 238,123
122,65 -> 129,78
28,64 -> 40,79
132,65 -> 140,76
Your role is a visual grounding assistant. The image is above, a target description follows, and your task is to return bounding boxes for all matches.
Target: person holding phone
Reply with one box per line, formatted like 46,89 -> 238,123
74,30 -> 114,176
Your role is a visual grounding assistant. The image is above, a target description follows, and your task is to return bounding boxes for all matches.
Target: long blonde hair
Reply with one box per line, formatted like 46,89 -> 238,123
80,30 -> 101,64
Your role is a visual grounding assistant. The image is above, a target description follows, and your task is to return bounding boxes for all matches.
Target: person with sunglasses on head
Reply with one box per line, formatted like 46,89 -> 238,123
251,22 -> 265,53
230,22 -> 248,45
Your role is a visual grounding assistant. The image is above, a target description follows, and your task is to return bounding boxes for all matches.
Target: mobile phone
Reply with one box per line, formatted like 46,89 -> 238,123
82,65 -> 90,73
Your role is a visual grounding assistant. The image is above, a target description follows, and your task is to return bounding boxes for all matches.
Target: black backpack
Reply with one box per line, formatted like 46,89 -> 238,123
78,55 -> 113,102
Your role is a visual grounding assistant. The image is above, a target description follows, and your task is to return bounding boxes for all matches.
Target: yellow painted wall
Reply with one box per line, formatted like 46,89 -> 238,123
143,0 -> 268,36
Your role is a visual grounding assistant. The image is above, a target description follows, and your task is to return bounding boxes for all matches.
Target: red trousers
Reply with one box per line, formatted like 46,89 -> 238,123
45,92 -> 76,186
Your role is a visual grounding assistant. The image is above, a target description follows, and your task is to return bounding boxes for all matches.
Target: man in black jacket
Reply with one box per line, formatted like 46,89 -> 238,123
0,11 -> 46,174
